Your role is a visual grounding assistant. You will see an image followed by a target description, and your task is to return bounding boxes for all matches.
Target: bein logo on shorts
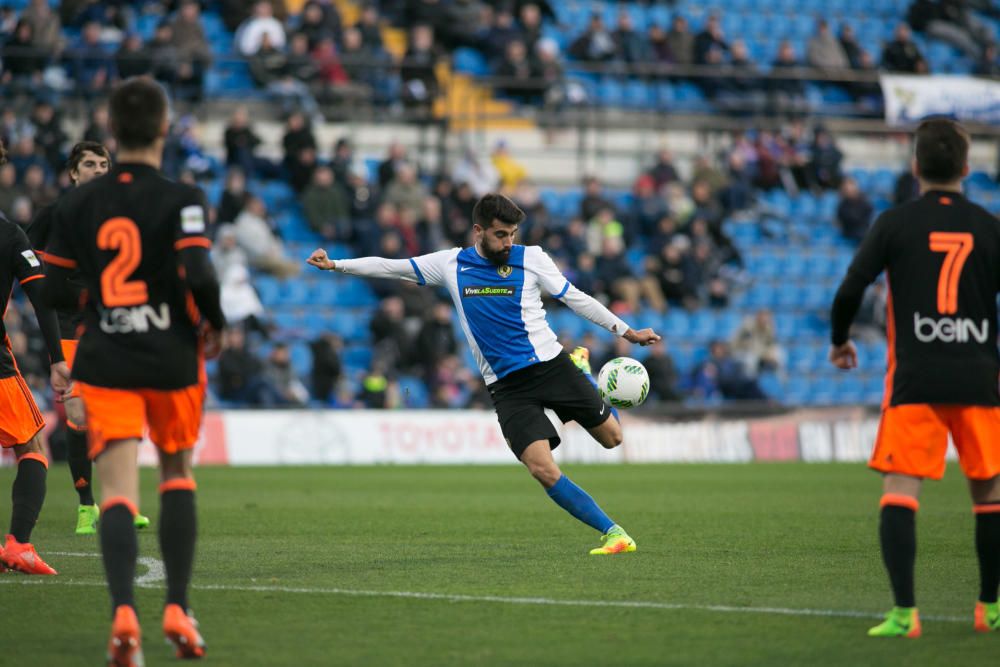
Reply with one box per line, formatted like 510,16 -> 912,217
463,286 -> 515,297
913,313 -> 989,343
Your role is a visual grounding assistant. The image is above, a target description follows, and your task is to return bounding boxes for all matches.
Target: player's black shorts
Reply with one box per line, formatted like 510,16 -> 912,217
487,352 -> 611,459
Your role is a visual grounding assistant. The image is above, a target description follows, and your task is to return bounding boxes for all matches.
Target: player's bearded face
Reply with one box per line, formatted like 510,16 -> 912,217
478,223 -> 516,265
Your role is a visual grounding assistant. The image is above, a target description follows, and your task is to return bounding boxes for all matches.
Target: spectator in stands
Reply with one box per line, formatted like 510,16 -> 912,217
401,24 -> 441,115
491,140 -> 527,191
516,2 -> 543,55
236,0 -> 286,57
30,101 -> 65,173
384,163 -> 429,221
646,149 -> 679,189
264,343 -> 309,406
975,44 -> 1000,77
882,23 -> 929,73
835,176 -> 874,243
302,165 -> 349,241
435,0 -> 485,52
146,21 -> 179,86
0,162 -> 20,213
644,339 -> 682,402
377,142 -> 410,189
569,12 -> 617,63
9,195 -> 33,228
309,333 -> 342,403
694,13 -> 728,65
217,169 -> 250,228
1,20 -> 46,91
494,39 -> 536,102
691,340 -> 767,401
632,174 -> 668,238
211,224 -> 250,279
666,14 -> 694,66
654,240 -> 699,310
370,295 -> 410,371
769,41 -> 808,116
250,32 -> 323,122
579,176 -> 615,222
614,10 -> 648,65
217,328 -> 273,405
71,20 -> 116,96
910,0 -> 995,60
809,126 -> 843,190
233,195 -> 301,277
297,0 -> 339,49
282,111 -> 318,192
593,236 -> 659,314
223,107 -> 265,180
116,32 -> 151,79
22,163 -> 55,209
807,19 -> 850,72
171,0 -> 212,101
452,148 -> 499,197
338,26 -> 388,97
0,7 -> 15,39
645,23 -> 672,66
8,135 -> 46,179
358,361 -> 399,409
346,160 -> 377,228
357,3 -> 384,51
713,39 -> 764,113
21,0 -> 63,55
893,168 -> 920,204
839,24 -> 864,68
732,309 -> 785,376
219,261 -> 266,335
483,8 -> 521,62
414,300 -> 458,378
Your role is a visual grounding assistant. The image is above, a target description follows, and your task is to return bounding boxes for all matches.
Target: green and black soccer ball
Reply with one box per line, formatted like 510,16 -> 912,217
596,357 -> 650,409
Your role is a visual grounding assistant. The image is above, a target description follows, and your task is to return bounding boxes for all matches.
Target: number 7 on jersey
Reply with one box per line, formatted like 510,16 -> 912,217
929,232 -> 973,316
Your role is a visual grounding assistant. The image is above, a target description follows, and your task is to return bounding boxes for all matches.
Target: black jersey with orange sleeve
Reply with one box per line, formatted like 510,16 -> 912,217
28,202 -> 86,339
44,163 -> 225,390
0,212 -> 49,378
831,190 -> 1000,406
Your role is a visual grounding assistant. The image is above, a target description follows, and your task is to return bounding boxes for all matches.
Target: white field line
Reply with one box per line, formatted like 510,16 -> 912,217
48,551 -> 165,585
0,560 -> 967,623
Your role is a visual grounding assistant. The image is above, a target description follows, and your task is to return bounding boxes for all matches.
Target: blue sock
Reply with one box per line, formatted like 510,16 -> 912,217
581,369 -> 621,422
545,475 -> 615,533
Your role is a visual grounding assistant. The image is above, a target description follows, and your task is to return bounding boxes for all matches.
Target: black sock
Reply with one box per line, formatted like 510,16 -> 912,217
10,455 -> 47,543
66,427 -> 94,506
160,487 -> 197,610
975,506 -> 1000,604
880,502 -> 917,608
100,503 -> 137,614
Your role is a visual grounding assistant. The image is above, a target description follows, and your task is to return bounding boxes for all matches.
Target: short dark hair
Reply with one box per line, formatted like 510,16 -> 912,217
472,193 -> 525,228
67,141 -> 111,173
109,77 -> 168,150
914,118 -> 969,184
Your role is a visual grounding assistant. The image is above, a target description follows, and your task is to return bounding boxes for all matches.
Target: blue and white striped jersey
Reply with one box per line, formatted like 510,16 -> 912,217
336,245 -> 630,385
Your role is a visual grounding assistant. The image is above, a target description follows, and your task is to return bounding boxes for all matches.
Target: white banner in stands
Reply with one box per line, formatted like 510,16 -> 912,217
880,74 -> 1000,126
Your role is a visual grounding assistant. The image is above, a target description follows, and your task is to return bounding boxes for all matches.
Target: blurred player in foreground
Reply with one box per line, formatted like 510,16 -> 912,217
309,193 -> 660,555
30,141 -> 151,534
0,139 -> 70,575
44,78 -> 225,665
831,119 -> 1000,637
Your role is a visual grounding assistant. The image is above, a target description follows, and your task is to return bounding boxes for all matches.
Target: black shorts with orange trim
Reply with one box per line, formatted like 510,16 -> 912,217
870,404 -> 1000,480
0,372 -> 45,447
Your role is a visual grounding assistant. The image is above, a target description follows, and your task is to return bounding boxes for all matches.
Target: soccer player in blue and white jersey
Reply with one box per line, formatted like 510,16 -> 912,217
308,193 -> 660,555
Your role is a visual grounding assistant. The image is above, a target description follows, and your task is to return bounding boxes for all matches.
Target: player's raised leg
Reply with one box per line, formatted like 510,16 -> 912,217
93,437 -> 144,667
969,475 -> 1000,632
520,441 -> 635,555
868,474 -> 922,638
3,433 -> 57,575
158,447 -> 205,659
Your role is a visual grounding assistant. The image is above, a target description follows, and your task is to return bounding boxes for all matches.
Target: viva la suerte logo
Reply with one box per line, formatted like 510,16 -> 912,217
463,286 -> 515,297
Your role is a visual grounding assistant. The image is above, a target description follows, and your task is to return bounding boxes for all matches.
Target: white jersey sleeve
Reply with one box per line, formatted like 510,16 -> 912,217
525,246 -> 631,337
335,249 -> 456,286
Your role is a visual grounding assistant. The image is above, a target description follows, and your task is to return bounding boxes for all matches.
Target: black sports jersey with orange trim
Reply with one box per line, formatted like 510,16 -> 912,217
45,163 -> 223,390
832,191 -> 1000,406
28,202 -> 86,339
0,212 -> 48,378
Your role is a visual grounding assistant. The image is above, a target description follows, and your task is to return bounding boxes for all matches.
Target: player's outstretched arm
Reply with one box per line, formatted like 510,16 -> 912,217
178,245 -> 227,354
21,276 -> 66,369
623,328 -> 662,346
307,247 -> 449,286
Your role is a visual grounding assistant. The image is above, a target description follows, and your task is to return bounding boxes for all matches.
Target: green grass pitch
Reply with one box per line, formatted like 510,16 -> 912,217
0,463 -> 997,666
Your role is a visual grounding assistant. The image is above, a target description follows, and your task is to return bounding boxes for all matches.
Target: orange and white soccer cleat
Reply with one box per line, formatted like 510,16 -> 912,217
107,605 -> 144,667
163,604 -> 206,659
2,534 -> 57,575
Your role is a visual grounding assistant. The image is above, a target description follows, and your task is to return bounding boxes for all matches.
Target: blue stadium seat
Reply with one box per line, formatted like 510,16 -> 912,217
453,48 -> 489,77
398,375 -> 430,408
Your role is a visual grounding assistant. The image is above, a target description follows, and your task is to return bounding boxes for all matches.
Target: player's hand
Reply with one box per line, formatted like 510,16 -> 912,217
829,341 -> 858,370
50,361 -> 71,396
623,328 -> 662,346
201,323 -> 223,360
306,248 -> 336,271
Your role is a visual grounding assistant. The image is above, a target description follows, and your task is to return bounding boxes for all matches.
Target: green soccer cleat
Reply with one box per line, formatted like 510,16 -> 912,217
75,504 -> 99,535
589,525 -> 637,555
868,607 -> 921,638
569,346 -> 593,376
975,601 -> 1000,632
134,514 -> 150,530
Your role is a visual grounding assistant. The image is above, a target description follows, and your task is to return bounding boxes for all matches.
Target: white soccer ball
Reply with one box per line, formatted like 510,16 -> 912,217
596,357 -> 650,409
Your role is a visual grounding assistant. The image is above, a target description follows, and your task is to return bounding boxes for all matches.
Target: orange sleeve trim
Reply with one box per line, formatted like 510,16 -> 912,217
101,496 -> 138,516
973,504 -> 1000,515
881,493 -> 919,512
174,237 -> 212,250
17,452 -> 48,469
19,274 -> 44,285
159,478 -> 197,493
43,253 -> 78,269
66,418 -> 86,432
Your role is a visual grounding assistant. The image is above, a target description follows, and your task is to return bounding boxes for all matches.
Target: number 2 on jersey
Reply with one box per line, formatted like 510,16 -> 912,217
98,217 -> 148,307
929,232 -> 973,315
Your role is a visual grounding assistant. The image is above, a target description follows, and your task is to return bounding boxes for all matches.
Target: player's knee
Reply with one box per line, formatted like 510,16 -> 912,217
64,398 -> 86,429
14,433 -> 45,457
526,461 -> 561,487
